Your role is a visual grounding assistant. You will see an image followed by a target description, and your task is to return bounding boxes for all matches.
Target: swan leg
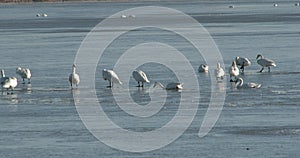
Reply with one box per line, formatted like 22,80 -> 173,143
141,82 -> 144,87
137,82 -> 141,87
22,78 -> 25,84
240,65 -> 245,73
28,79 -> 31,84
107,81 -> 112,88
259,67 -> 264,72
268,67 -> 271,72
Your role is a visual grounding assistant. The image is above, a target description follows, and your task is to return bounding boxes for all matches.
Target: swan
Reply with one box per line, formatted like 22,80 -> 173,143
215,62 -> 225,81
256,54 -> 276,72
198,64 -> 209,73
236,77 -> 261,89
235,56 -> 251,73
69,64 -> 80,88
132,70 -> 150,87
102,69 -> 122,87
2,77 -> 18,94
295,3 -> 300,6
229,5 -> 234,8
273,3 -> 278,7
153,82 -> 183,90
16,67 -> 31,84
229,60 -> 239,82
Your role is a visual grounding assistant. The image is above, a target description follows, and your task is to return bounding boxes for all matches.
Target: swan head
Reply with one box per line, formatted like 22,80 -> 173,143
256,54 -> 263,59
232,60 -> 237,67
217,62 -> 221,69
16,67 -> 22,71
199,64 -> 209,72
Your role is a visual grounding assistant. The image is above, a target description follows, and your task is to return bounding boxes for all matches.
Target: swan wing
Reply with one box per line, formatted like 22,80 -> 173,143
257,58 -> 276,67
246,82 -> 261,88
236,57 -> 251,66
133,70 -> 150,83
109,70 -> 122,84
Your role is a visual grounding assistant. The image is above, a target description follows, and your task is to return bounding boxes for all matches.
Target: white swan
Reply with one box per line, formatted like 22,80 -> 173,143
215,62 -> 225,81
16,67 -> 31,84
153,82 -> 183,90
69,64 -> 80,88
198,64 -> 209,73
2,77 -> 18,94
235,57 -> 251,73
236,77 -> 261,89
102,69 -> 122,87
132,70 -> 150,87
229,60 -> 239,82
256,54 -> 276,72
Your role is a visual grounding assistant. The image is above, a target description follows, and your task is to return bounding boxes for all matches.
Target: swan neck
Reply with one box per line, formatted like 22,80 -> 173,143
1,69 -> 5,77
155,82 -> 165,89
237,78 -> 243,87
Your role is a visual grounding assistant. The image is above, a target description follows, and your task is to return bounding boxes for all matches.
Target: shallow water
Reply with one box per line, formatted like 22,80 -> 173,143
0,1 -> 300,157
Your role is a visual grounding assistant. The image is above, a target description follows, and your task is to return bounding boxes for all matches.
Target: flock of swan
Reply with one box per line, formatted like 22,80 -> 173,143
1,67 -> 31,94
213,54 -> 276,89
1,53 -> 276,94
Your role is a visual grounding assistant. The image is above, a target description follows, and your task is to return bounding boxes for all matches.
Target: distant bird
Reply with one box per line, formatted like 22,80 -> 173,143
198,64 -> 209,73
236,77 -> 261,89
16,67 -> 31,84
102,69 -> 122,87
256,54 -> 276,72
273,3 -> 278,7
229,60 -> 239,82
215,62 -> 225,81
42,13 -> 48,17
235,57 -> 251,73
2,77 -> 18,94
153,82 -> 183,90
295,3 -> 300,6
69,64 -> 80,88
121,15 -> 127,18
132,70 -> 150,87
229,5 -> 234,8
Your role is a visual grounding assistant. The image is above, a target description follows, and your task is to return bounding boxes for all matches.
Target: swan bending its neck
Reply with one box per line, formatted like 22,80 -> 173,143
236,77 -> 261,89
153,82 -> 183,90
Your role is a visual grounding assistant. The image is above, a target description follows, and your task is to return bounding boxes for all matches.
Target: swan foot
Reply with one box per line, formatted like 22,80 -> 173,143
259,67 -> 264,73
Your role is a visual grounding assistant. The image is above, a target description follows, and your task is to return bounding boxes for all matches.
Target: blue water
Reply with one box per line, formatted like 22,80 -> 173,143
1,1 -> 300,157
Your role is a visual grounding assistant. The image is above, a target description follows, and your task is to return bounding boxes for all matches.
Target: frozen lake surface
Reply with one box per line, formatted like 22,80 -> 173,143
0,1 -> 300,157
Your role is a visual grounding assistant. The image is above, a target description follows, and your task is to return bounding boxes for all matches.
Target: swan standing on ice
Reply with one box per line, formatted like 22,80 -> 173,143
256,54 -> 276,72
236,77 -> 261,89
1,69 -> 18,94
132,70 -> 150,87
153,82 -> 183,90
69,64 -> 80,88
215,62 -> 225,81
102,69 -> 122,87
2,77 -> 18,94
229,61 -> 239,82
235,57 -> 251,73
198,64 -> 209,73
16,67 -> 31,84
